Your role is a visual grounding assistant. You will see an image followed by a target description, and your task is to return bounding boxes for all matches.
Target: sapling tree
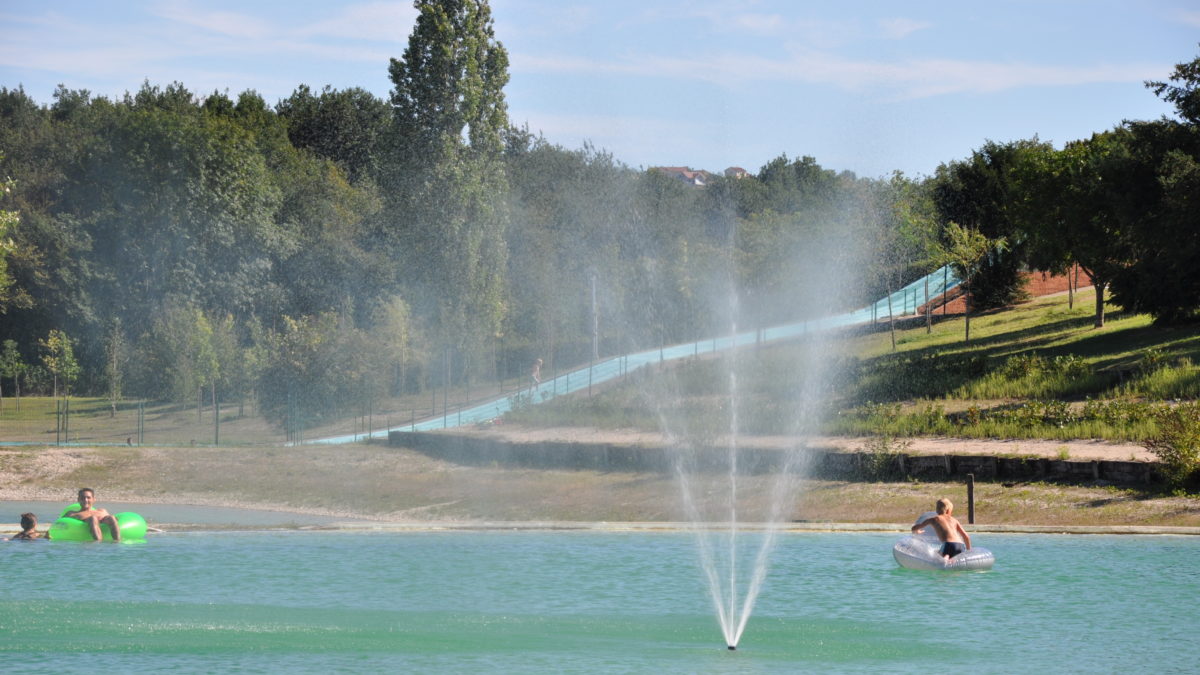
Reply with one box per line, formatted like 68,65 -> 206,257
0,339 -> 25,411
39,329 -> 79,398
935,222 -> 1006,343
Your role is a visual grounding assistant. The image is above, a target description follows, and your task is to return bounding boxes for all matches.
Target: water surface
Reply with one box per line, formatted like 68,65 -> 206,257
0,531 -> 1194,672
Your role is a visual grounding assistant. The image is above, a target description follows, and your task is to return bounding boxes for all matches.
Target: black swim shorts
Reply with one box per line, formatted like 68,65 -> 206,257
941,542 -> 966,558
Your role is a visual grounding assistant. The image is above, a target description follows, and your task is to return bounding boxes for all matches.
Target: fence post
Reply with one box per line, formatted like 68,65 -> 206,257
966,473 -> 975,524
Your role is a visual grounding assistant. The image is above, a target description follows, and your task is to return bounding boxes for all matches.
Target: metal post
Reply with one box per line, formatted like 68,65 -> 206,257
967,473 -> 975,524
591,271 -> 599,362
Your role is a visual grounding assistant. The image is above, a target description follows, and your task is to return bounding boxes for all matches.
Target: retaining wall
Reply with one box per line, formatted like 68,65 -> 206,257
388,431 -> 1161,486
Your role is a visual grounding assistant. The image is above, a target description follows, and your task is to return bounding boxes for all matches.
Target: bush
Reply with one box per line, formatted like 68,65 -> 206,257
860,435 -> 912,481
1144,403 -> 1200,489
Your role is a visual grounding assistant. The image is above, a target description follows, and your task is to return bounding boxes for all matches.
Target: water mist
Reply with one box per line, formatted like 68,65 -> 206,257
651,211 -> 860,651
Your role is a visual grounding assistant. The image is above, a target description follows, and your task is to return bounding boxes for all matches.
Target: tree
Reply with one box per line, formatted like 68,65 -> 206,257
1012,132 -> 1137,328
1145,44 -> 1200,125
1106,121 -> 1200,323
0,339 -> 26,411
0,154 -> 21,313
933,141 -> 1040,310
1103,50 -> 1200,323
387,0 -> 512,363
276,85 -> 390,183
935,222 -> 1006,343
864,173 -> 942,348
39,329 -> 79,398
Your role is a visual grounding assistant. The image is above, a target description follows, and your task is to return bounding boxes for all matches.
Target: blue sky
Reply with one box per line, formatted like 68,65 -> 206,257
1,1 -> 1196,178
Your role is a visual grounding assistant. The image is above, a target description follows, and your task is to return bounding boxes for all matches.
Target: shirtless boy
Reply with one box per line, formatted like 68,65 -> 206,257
912,498 -> 971,562
64,488 -> 121,542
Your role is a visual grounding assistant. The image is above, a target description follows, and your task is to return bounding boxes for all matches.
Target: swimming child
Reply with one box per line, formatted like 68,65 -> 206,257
912,498 -> 971,562
8,512 -> 41,540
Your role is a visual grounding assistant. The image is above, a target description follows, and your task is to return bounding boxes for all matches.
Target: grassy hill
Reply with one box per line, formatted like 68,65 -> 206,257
507,287 -> 1200,445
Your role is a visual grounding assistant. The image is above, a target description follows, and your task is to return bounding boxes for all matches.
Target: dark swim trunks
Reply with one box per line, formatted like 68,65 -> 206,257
941,542 -> 966,558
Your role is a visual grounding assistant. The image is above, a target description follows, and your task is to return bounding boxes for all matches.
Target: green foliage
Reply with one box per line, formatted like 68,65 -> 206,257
1145,403 -> 1200,488
255,313 -> 400,430
0,338 -> 25,405
860,435 -> 912,481
962,353 -> 1098,399
38,329 -> 79,397
932,140 -> 1034,310
387,0 -> 512,347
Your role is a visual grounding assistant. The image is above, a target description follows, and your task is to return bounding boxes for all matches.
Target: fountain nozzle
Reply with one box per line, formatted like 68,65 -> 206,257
727,645 -> 736,651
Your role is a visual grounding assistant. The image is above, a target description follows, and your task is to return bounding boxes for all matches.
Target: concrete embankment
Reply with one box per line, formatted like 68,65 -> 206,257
389,429 -> 1162,487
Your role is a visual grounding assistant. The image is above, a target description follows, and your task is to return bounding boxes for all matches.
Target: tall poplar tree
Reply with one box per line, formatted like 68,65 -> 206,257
387,0 -> 511,358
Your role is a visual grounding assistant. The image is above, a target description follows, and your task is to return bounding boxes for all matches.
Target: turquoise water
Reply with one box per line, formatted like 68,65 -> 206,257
1,531 -> 1195,673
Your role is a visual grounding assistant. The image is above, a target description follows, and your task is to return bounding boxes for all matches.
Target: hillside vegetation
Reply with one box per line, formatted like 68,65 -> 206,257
507,287 -> 1200,457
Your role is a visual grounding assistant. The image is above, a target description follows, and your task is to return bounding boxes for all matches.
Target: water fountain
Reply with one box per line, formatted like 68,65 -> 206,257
648,226 -> 852,651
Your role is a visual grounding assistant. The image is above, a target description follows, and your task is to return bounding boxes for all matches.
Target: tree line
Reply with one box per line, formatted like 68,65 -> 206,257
0,0 -> 1195,428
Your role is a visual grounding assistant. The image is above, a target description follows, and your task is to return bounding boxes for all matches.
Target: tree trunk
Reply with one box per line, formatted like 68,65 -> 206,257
1079,267 -> 1105,328
964,277 -> 971,344
1068,263 -> 1075,310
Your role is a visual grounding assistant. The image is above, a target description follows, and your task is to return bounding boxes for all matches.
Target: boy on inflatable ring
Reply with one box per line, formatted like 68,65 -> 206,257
63,488 -> 122,542
912,497 -> 971,562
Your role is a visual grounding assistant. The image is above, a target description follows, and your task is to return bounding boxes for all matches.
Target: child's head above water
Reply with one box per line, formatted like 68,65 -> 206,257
936,498 -> 953,515
19,512 -> 36,531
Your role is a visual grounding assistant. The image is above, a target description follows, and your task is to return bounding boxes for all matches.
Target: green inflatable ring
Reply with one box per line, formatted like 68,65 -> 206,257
48,503 -> 148,541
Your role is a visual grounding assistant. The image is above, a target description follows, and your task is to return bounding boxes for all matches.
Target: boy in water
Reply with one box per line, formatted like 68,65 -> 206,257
912,498 -> 971,562
64,488 -> 121,542
7,512 -> 41,540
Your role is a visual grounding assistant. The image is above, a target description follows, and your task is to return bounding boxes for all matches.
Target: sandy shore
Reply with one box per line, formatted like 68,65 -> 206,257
2,430 -> 1196,529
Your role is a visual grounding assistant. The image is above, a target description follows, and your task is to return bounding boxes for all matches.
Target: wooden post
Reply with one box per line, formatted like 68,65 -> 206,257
966,473 -> 975,525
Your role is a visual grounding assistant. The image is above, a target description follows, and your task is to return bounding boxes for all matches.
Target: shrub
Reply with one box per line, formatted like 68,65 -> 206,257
1144,403 -> 1200,489
860,435 -> 912,481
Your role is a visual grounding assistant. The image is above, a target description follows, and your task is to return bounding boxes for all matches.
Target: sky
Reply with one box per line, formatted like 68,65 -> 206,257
1,0 -> 1197,178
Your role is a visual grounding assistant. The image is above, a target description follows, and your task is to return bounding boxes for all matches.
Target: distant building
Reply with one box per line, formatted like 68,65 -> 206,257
651,166 -> 712,187
652,165 -> 751,186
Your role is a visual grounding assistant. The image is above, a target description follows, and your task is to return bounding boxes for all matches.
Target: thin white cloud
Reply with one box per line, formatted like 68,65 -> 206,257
1173,9 -> 1200,27
513,48 -> 1169,100
728,12 -> 786,35
879,17 -> 932,40
149,0 -> 271,40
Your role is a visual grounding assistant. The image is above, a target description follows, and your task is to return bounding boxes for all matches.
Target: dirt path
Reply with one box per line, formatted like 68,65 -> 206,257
458,425 -> 1153,462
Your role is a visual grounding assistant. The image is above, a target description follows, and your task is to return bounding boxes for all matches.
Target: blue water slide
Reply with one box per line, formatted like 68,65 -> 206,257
307,265 -> 961,444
